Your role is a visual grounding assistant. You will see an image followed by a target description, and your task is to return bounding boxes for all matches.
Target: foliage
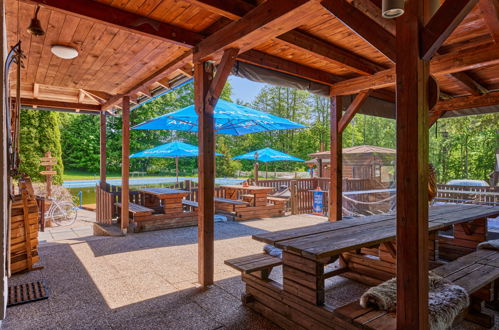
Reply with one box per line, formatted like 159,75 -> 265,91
19,109 -> 64,184
19,79 -> 498,185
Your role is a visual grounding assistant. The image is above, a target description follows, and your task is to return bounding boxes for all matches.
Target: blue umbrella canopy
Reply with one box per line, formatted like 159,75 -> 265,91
130,141 -> 222,158
233,147 -> 303,163
132,99 -> 306,135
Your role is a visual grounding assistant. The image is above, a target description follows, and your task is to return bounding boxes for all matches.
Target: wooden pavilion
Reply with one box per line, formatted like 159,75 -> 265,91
1,0 -> 499,328
308,145 -> 396,181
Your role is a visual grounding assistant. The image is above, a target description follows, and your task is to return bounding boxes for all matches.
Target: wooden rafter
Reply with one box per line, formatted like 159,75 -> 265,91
103,51 -> 193,109
331,44 -> 499,95
277,30 -> 386,76
78,89 -> 85,103
321,0 -> 397,62
338,90 -> 372,133
20,98 -> 101,111
194,0 -> 321,62
80,90 -> 111,104
33,83 -> 39,99
448,72 -> 488,96
479,0 -> 499,42
25,0 -> 203,48
422,0 -> 479,60
428,111 -> 444,127
347,0 -> 396,35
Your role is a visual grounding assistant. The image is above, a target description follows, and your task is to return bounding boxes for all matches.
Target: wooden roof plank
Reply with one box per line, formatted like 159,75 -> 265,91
102,50 -> 193,109
478,0 -> 499,42
20,98 -> 101,111
448,71 -> 488,95
422,0 -> 479,60
184,0 -> 253,20
434,90 -> 499,112
25,0 -> 203,47
321,0 -> 396,62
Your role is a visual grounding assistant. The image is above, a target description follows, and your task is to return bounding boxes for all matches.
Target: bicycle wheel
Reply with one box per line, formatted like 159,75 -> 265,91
49,201 -> 78,226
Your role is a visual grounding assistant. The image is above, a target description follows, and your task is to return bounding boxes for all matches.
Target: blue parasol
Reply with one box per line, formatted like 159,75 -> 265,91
132,99 -> 306,135
130,141 -> 222,181
233,147 -> 303,179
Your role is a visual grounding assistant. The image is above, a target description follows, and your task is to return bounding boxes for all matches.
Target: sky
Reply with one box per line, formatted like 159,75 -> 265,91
228,76 -> 266,104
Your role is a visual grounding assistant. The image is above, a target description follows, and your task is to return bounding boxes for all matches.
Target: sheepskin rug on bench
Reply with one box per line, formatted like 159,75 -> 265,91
360,273 -> 469,330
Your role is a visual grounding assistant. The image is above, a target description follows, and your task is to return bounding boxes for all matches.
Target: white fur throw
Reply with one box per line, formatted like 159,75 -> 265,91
360,273 -> 469,330
478,239 -> 499,250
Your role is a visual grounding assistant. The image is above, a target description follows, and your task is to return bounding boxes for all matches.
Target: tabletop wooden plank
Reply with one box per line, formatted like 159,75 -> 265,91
263,205 -> 499,260
138,188 -> 189,196
221,185 -> 273,191
253,204 -> 473,245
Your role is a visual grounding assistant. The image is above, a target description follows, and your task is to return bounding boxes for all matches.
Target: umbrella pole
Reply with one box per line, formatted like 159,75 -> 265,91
254,162 -> 259,185
176,157 -> 179,183
265,162 -> 268,180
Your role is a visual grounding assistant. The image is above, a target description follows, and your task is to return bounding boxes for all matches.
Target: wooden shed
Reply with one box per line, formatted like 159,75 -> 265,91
308,145 -> 395,181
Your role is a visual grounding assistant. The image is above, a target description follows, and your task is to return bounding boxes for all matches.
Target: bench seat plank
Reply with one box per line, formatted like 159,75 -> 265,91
225,253 -> 282,274
215,197 -> 249,205
115,202 -> 154,215
182,200 -> 199,208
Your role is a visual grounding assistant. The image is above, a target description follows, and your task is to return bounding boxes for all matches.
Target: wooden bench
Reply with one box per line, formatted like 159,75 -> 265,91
241,194 -> 255,204
215,197 -> 249,214
115,202 -> 154,217
225,253 -> 282,280
182,199 -> 198,211
334,249 -> 499,329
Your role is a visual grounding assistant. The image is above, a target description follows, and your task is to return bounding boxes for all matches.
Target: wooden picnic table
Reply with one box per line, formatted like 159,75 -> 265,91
138,188 -> 189,215
221,185 -> 273,207
252,204 -> 499,305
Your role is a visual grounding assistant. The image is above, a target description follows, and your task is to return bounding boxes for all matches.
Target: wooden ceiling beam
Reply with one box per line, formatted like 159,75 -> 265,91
103,51 -> 193,109
331,44 -> 499,95
20,98 -> 102,111
433,90 -> 499,112
277,30 -> 386,76
338,89 -> 372,133
479,0 -> 499,42
321,0 -> 397,62
237,49 -> 342,86
346,0 -> 395,35
25,0 -> 203,48
192,0 -> 386,76
422,0 -> 479,60
448,72 -> 488,96
194,0 -> 321,62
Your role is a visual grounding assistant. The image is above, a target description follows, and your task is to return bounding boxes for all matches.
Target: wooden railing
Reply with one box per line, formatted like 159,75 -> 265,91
435,184 -> 499,206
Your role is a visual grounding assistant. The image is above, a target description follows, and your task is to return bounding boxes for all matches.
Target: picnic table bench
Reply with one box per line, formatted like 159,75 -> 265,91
115,202 -> 154,217
230,204 -> 499,330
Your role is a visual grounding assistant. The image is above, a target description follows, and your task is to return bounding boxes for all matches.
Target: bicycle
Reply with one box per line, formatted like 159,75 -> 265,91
45,197 -> 78,226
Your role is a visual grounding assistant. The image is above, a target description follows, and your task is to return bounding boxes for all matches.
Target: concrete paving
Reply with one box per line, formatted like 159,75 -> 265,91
6,214 -> 499,329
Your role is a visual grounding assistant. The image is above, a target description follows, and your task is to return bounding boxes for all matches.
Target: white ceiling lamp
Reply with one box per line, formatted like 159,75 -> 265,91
382,0 -> 405,18
51,45 -> 79,59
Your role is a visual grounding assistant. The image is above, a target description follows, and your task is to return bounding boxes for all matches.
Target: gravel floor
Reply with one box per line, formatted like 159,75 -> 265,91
6,213 -> 499,329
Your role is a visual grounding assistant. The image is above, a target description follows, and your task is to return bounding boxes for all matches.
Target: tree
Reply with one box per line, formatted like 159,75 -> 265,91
19,109 -> 64,184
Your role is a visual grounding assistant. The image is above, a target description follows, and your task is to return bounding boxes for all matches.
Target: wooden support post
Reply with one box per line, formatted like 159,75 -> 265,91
318,158 -> 323,178
254,162 -> 259,184
196,62 -> 215,287
196,48 -> 238,287
329,95 -> 342,221
396,1 -> 431,328
121,96 -> 130,233
100,110 -> 106,190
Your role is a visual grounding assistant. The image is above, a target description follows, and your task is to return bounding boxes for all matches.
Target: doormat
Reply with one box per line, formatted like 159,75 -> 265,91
7,281 -> 48,307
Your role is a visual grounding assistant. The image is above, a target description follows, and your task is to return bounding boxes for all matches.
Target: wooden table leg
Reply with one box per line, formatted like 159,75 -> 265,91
282,251 -> 325,305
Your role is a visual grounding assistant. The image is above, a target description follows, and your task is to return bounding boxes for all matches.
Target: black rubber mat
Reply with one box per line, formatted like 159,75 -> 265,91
7,281 -> 48,307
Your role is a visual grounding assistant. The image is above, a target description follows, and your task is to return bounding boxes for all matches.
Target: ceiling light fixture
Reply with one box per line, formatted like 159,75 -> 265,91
51,45 -> 79,59
382,0 -> 405,19
27,5 -> 45,36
